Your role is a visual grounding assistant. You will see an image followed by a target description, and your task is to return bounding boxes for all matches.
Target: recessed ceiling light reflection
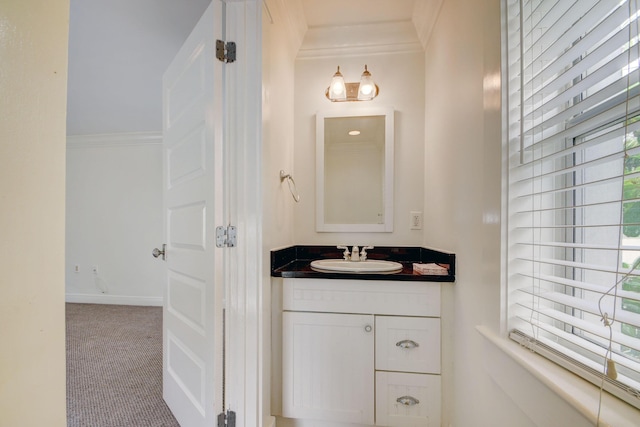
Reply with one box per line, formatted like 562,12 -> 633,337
348,130 -> 361,136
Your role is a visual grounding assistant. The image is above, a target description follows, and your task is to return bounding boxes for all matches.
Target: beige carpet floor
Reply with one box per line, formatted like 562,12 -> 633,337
66,303 -> 180,427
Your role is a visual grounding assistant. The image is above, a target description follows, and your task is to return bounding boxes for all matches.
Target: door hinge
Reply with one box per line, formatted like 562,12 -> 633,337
216,39 -> 236,63
217,410 -> 236,427
216,225 -> 237,248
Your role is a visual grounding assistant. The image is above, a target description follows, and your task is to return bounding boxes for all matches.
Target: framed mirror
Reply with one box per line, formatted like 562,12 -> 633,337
316,107 -> 394,232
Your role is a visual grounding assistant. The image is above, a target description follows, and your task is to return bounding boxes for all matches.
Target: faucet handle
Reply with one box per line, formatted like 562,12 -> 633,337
337,245 -> 350,260
360,246 -> 374,261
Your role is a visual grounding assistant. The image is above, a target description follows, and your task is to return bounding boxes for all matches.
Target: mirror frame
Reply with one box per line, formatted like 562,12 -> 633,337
316,107 -> 394,232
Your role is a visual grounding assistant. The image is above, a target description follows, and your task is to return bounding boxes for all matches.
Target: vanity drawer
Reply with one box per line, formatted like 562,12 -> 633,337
283,278 -> 441,316
375,371 -> 441,427
375,316 -> 440,374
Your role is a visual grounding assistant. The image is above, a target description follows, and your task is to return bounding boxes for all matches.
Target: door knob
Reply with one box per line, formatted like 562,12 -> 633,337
152,244 -> 166,260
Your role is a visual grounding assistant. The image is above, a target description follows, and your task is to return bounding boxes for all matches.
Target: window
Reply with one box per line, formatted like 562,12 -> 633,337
506,0 -> 640,409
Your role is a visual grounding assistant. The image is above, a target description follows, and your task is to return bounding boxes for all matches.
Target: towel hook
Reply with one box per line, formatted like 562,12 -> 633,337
280,170 -> 301,202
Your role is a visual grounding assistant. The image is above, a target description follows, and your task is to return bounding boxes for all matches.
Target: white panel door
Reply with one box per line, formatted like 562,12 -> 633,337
282,311 -> 375,424
161,2 -> 225,426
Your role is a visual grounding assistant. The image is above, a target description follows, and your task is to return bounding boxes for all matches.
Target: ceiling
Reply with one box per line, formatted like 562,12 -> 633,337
66,0 -> 422,136
66,0 -> 211,135
301,0 -> 418,28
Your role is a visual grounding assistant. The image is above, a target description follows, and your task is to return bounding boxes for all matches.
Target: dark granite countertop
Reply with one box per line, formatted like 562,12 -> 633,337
271,245 -> 455,282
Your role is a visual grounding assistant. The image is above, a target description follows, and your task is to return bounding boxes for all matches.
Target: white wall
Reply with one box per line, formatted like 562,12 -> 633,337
262,0 -> 301,253
422,0 -> 593,426
0,1 -> 68,425
293,40 -> 425,246
65,133 -> 164,306
262,0 -> 302,424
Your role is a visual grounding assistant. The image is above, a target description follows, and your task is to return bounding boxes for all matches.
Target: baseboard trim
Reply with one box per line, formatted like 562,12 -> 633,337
65,293 -> 163,307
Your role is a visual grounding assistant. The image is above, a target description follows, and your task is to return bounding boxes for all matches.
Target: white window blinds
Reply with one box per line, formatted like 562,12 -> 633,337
506,0 -> 640,408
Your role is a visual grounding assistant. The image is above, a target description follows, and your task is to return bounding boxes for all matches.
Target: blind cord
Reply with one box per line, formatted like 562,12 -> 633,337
597,1 -> 639,424
596,257 -> 640,423
523,0 -> 543,343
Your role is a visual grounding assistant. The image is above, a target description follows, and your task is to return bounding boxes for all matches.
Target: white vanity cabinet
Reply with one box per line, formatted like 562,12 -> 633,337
282,278 -> 442,427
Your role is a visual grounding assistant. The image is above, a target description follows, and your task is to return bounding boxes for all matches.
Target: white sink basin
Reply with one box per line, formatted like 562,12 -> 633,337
310,259 -> 403,274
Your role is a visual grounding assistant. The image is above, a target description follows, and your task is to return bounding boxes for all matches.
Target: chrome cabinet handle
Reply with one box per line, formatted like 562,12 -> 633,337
396,396 -> 420,406
364,325 -> 373,333
396,339 -> 419,349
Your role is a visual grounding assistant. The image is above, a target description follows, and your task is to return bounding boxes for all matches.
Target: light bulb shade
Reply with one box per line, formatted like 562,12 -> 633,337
357,65 -> 377,101
328,66 -> 347,101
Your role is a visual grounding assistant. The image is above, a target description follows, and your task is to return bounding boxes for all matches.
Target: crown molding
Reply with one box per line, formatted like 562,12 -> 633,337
297,21 -> 423,59
66,131 -> 162,149
412,0 -> 444,50
264,0 -> 307,56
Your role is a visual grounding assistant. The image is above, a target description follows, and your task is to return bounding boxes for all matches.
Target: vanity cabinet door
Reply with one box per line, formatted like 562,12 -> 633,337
282,311 -> 375,424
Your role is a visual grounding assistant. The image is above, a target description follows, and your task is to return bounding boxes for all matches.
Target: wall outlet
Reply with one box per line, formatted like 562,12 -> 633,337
410,211 -> 423,230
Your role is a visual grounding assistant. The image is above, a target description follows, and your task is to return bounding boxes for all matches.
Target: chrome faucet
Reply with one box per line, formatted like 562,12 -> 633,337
360,246 -> 374,261
337,245 -> 350,260
337,245 -> 374,261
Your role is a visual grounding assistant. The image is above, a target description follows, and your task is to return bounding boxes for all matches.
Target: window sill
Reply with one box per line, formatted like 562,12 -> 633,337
476,325 -> 640,427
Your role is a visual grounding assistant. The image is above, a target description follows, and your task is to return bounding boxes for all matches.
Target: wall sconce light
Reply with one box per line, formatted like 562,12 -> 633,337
325,65 -> 379,102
